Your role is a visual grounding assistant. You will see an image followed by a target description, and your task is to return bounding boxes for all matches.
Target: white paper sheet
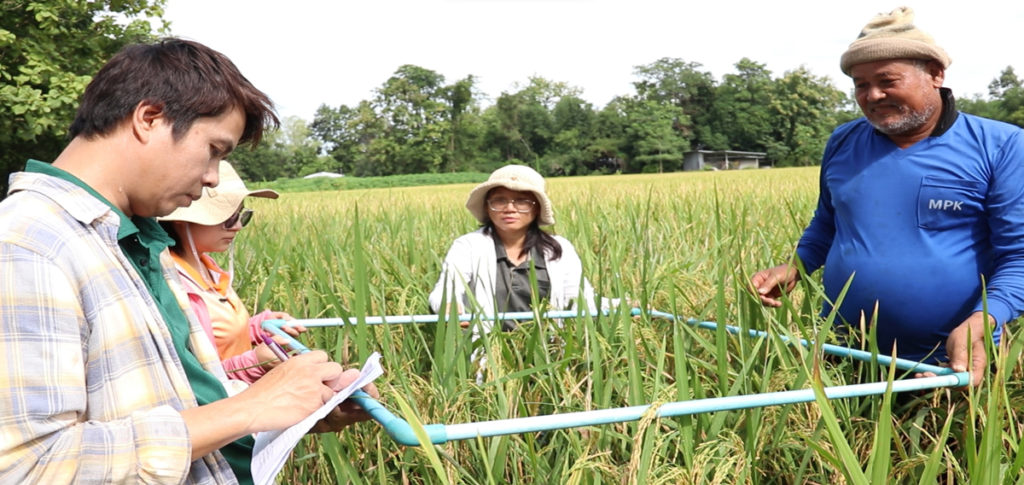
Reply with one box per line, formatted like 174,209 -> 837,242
251,352 -> 383,485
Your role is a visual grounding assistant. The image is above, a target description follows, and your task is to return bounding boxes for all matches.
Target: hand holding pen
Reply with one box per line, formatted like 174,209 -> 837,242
255,328 -> 381,433
254,331 -> 292,370
261,331 -> 291,362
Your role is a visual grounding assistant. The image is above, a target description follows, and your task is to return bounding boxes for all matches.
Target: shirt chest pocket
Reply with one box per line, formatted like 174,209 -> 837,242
917,177 -> 986,230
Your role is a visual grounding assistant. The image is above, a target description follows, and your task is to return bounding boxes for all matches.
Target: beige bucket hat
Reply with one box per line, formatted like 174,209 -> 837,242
160,160 -> 278,225
465,164 -> 555,226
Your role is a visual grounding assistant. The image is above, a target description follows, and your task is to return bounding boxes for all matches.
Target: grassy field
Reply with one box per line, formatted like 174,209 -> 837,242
229,167 -> 1023,484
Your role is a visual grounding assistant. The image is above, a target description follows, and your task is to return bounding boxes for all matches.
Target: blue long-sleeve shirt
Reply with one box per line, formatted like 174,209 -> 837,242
797,112 -> 1024,362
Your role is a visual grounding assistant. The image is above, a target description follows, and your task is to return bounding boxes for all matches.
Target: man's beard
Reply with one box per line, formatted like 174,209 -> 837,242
868,101 -> 937,136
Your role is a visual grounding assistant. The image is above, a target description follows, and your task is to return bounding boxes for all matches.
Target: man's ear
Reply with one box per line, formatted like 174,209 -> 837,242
130,101 -> 167,143
926,60 -> 945,88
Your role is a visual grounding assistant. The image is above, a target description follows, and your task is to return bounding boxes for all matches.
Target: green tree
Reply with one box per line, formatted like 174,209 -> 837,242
988,66 -> 1024,128
551,95 -> 595,137
611,98 -> 689,173
228,128 -> 287,182
310,103 -> 358,174
310,101 -> 385,176
988,66 -> 1022,99
767,67 -> 846,166
958,94 -> 1001,120
230,116 -> 325,181
370,64 -> 449,174
543,95 -> 596,175
278,116 -> 327,177
1,0 -> 167,196
513,76 -> 582,110
588,96 -> 634,172
443,75 -> 485,172
482,76 -> 584,174
632,58 -> 715,145
707,58 -> 774,151
631,105 -> 689,173
311,70 -> 486,177
484,90 -> 551,165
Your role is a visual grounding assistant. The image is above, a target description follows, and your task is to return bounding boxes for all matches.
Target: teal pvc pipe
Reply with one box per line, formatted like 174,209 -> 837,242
340,373 -> 966,446
644,309 -> 952,375
438,373 -> 967,442
263,309 -> 606,354
347,390 -> 448,445
284,309 -> 599,328
263,309 -> 969,446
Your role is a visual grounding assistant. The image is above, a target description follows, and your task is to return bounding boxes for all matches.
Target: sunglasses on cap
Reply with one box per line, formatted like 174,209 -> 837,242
221,207 -> 253,229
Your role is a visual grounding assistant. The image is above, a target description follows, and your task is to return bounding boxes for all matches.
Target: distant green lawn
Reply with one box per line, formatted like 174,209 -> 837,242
254,171 -> 491,193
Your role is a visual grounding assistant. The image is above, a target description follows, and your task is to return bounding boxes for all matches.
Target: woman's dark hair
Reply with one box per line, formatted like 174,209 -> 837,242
159,221 -> 185,255
69,38 -> 279,147
483,220 -> 562,262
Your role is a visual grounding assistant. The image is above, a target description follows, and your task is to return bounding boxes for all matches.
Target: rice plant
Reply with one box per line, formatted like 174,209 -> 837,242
230,167 -> 1023,484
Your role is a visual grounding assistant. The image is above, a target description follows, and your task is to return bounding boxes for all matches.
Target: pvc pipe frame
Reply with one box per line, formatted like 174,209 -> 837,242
263,309 -> 970,446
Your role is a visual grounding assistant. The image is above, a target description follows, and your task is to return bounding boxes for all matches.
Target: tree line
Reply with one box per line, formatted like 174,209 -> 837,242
231,60 -> 1024,182
4,1 -> 1024,191
234,59 -> 859,181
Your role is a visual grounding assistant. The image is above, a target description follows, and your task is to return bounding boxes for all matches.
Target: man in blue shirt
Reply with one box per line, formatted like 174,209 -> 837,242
751,7 -> 1024,387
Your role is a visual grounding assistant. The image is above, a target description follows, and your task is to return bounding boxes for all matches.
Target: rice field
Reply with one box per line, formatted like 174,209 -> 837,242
230,167 -> 1024,484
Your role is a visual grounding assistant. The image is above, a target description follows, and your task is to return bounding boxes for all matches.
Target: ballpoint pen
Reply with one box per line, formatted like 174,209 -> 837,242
261,330 -> 290,362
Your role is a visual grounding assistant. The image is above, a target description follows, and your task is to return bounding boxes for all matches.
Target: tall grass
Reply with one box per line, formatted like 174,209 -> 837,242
230,167 -> 1023,484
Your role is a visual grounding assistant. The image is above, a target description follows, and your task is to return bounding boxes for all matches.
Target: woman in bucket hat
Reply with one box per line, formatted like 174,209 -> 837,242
160,160 -> 304,383
429,164 -> 597,333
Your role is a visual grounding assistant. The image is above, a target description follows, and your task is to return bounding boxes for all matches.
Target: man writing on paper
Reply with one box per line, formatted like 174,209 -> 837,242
750,7 -> 1024,387
0,39 -> 378,484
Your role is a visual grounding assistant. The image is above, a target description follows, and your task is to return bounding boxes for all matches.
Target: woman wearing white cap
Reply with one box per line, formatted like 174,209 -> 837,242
160,160 -> 304,383
429,164 -> 597,332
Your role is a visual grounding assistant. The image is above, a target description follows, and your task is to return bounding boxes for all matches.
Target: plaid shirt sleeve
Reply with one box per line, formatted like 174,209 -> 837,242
0,237 -> 192,483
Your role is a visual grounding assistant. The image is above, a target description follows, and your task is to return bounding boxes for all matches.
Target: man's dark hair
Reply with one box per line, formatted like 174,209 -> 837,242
68,38 -> 279,146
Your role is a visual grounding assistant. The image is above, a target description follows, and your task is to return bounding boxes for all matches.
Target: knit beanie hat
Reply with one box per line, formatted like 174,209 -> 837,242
840,6 -> 951,75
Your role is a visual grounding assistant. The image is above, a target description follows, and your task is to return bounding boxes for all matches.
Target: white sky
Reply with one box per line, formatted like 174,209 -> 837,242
162,0 -> 1024,121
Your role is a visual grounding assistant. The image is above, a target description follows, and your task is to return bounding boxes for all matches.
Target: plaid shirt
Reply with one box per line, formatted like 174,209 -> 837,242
0,171 -> 240,484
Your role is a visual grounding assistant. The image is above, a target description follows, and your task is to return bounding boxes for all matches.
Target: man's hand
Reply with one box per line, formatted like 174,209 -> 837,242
915,311 -> 990,387
946,312 -> 990,387
750,264 -> 800,307
183,350 -> 353,458
239,351 -> 347,432
310,370 -> 380,433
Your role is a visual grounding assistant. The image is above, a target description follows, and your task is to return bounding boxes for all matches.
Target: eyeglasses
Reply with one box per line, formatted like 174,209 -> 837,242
487,197 -> 536,213
221,207 -> 253,229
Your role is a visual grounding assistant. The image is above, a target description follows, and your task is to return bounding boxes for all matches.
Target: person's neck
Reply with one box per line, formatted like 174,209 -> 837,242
497,228 -> 529,265
887,118 -> 940,149
52,133 -> 139,216
175,238 -> 207,276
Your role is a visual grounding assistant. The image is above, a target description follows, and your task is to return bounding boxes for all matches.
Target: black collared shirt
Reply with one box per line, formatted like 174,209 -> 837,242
930,87 -> 959,137
493,238 -> 550,331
